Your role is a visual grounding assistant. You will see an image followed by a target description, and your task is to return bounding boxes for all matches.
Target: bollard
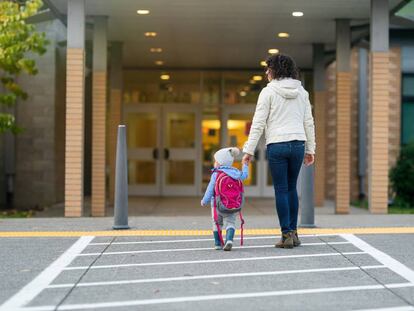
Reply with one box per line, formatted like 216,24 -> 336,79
113,125 -> 130,230
299,164 -> 316,228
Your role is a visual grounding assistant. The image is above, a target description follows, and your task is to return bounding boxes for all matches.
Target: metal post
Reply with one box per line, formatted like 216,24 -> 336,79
113,125 -> 130,230
300,164 -> 316,228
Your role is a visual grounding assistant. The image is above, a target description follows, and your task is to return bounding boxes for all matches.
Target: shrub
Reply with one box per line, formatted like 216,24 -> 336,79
390,143 -> 414,207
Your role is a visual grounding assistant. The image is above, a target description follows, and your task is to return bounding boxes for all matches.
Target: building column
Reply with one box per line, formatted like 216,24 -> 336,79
91,16 -> 108,216
313,44 -> 326,207
369,0 -> 389,214
108,42 -> 123,204
64,0 -> 85,217
335,19 -> 351,214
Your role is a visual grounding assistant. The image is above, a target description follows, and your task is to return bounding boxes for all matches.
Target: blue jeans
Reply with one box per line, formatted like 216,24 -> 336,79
267,140 -> 305,234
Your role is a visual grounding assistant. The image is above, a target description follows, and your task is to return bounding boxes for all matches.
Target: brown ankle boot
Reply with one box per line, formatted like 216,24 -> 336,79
292,230 -> 301,247
275,232 -> 294,249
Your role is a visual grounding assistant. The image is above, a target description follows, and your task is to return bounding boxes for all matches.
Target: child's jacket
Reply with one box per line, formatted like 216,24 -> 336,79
201,164 -> 249,206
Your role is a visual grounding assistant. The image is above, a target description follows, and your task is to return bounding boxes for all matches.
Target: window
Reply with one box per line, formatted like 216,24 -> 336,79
402,74 -> 414,145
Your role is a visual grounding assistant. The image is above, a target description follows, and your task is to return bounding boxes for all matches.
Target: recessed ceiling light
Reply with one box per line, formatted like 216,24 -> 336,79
260,61 -> 267,67
160,74 -> 170,80
240,91 -> 247,97
145,32 -> 157,37
155,60 -> 164,65
150,48 -> 162,53
278,32 -> 290,38
268,48 -> 279,54
292,11 -> 303,17
252,75 -> 263,81
137,9 -> 150,15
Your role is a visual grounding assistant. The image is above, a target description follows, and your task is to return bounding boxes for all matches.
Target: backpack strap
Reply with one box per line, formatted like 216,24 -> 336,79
239,211 -> 245,246
213,195 -> 224,246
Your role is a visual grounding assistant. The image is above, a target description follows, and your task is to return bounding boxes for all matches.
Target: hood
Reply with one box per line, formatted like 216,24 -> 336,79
215,166 -> 243,179
268,78 -> 302,99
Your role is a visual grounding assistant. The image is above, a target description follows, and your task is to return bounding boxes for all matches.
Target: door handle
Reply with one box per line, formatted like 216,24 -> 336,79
164,148 -> 170,160
153,148 -> 159,159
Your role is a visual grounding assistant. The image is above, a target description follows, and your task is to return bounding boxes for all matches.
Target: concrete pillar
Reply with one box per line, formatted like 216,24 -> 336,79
64,0 -> 85,217
91,16 -> 108,216
369,0 -> 389,214
313,43 -> 326,207
335,19 -> 351,214
109,42 -> 123,204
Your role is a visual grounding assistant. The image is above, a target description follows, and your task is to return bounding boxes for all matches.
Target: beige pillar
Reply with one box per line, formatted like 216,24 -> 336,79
108,42 -> 123,204
313,44 -> 326,207
65,0 -> 85,217
91,16 -> 108,216
368,0 -> 389,214
335,19 -> 351,214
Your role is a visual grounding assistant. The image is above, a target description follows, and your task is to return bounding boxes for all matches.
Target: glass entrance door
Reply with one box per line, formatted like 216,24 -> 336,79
162,105 -> 202,196
125,104 -> 201,196
125,105 -> 161,196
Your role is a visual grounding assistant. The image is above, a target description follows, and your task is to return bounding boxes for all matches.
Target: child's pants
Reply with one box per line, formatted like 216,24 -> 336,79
211,206 -> 237,231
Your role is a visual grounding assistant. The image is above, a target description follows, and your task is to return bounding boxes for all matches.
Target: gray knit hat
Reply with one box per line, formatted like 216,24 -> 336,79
214,147 -> 240,166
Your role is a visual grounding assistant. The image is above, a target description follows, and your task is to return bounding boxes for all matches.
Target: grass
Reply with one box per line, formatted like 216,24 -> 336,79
351,199 -> 414,214
0,210 -> 33,218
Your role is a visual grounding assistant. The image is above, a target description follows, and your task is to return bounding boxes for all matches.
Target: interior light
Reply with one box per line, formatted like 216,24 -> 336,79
137,9 -> 150,15
160,74 -> 170,80
249,79 -> 256,84
155,60 -> 164,66
150,48 -> 163,53
240,91 -> 247,97
252,75 -> 263,81
268,48 -> 279,54
145,32 -> 157,37
260,61 -> 267,67
292,11 -> 303,17
278,32 -> 290,38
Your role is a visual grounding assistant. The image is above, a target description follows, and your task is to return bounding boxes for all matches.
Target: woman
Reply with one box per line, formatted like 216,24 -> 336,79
242,54 -> 315,249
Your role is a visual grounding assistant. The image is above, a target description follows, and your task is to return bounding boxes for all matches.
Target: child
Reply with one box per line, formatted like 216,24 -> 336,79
201,147 -> 249,251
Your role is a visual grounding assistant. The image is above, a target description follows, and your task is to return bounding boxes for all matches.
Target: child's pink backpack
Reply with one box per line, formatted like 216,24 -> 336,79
213,171 -> 245,246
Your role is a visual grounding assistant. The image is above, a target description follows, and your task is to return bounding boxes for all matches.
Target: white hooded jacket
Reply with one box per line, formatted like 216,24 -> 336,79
243,78 -> 316,155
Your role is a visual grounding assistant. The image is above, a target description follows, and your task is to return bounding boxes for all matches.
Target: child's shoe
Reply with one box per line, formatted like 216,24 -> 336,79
223,228 -> 235,251
213,231 -> 222,250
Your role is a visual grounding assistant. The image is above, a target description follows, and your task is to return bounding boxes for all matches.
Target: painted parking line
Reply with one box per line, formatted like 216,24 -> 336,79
88,234 -> 328,245
0,236 -> 94,311
21,283 -> 414,311
79,242 -> 352,256
354,306 -> 414,311
64,251 -> 366,271
342,234 -> 414,284
1,226 -> 414,237
48,265 -> 386,289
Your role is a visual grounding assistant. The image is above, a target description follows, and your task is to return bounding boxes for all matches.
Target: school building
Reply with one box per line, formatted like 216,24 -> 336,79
1,0 -> 413,216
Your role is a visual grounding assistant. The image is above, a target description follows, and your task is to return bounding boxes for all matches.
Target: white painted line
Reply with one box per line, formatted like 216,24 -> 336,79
80,242 -> 351,256
0,236 -> 94,311
21,283 -> 414,310
48,265 -> 386,289
385,283 -> 414,289
89,235 -> 339,246
64,251 -> 366,271
341,234 -> 414,284
353,305 -> 414,311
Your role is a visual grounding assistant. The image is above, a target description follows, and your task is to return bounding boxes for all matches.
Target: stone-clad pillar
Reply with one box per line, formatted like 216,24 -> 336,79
91,16 -> 108,216
313,44 -> 326,207
335,19 -> 351,214
368,0 -> 389,214
109,42 -> 123,204
64,0 -> 85,217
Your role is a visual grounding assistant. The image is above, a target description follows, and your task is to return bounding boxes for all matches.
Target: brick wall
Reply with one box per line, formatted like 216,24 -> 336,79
14,20 -> 66,209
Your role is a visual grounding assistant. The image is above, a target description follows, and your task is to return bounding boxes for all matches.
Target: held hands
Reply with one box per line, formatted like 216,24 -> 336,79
303,153 -> 315,166
242,154 -> 253,165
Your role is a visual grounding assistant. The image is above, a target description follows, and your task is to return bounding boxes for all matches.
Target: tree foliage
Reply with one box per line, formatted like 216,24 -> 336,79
0,0 -> 49,133
390,143 -> 414,208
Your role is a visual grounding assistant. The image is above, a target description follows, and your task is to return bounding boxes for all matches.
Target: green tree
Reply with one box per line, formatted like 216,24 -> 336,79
0,0 -> 49,133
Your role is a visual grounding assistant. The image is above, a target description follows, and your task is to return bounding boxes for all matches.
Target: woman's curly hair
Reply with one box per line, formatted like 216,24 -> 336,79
266,54 -> 299,80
